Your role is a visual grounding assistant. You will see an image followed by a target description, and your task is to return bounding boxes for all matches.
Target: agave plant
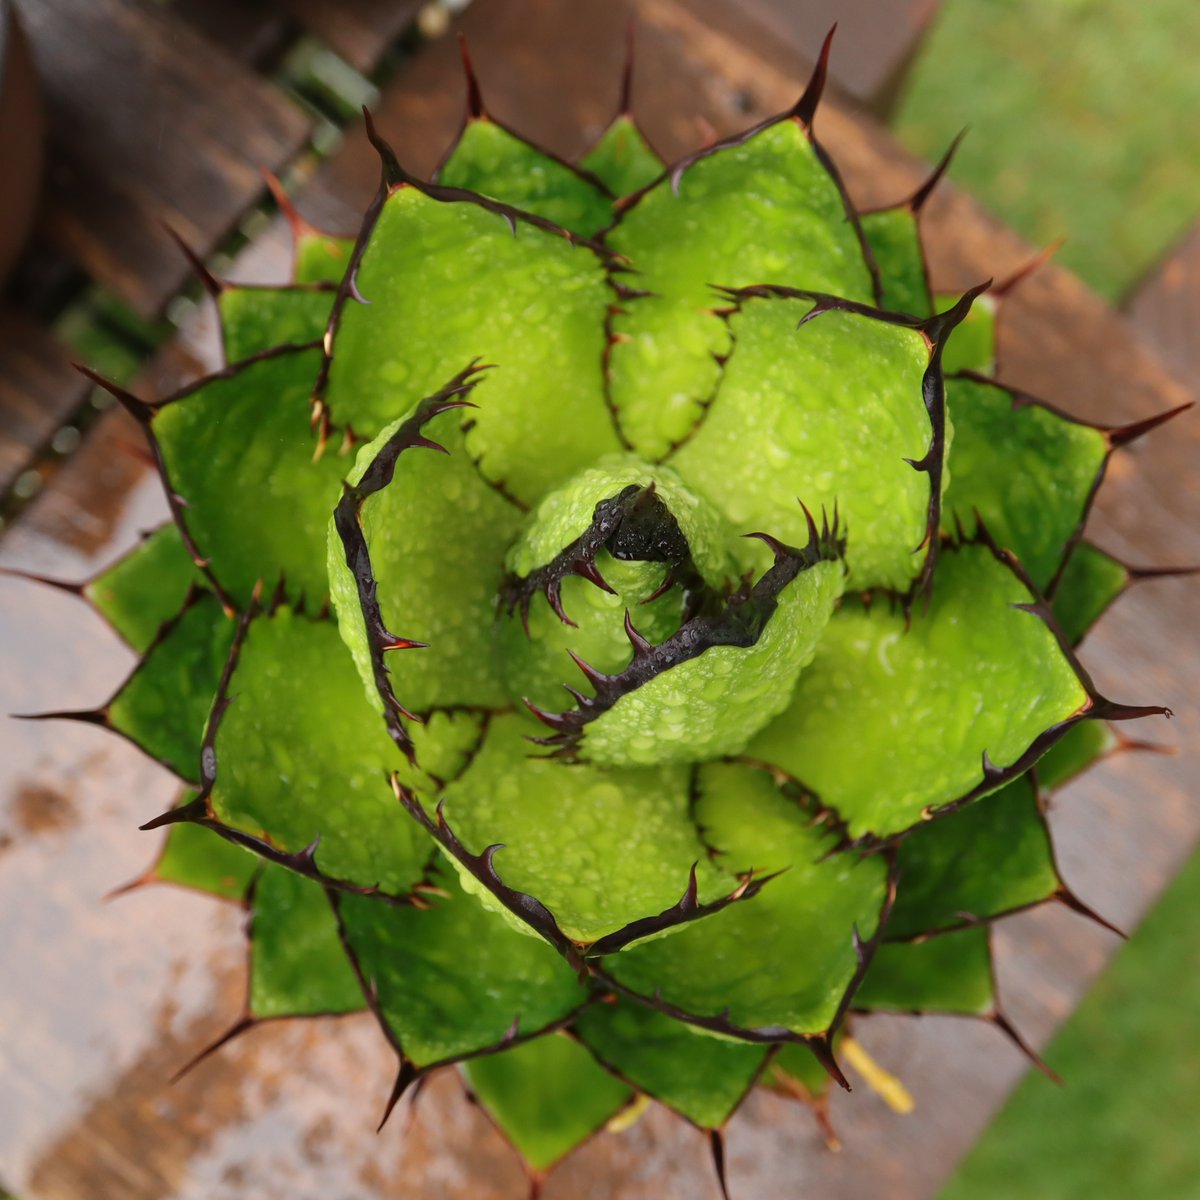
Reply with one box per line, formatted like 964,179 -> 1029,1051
16,28 -> 1187,1198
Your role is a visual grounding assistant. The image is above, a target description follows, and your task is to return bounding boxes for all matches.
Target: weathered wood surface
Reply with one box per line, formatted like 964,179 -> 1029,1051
0,307 -> 87,499
279,0 -> 425,73
1125,219 -> 1200,386
2,1 -> 1197,1198
19,0 -> 311,318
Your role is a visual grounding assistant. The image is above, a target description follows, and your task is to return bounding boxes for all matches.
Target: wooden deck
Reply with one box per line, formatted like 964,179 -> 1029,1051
1,1 -> 1196,1197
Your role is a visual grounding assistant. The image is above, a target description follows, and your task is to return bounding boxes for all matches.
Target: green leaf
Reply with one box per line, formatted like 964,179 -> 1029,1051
575,999 -> 766,1129
464,1032 -> 633,1172
1037,720 -> 1118,792
580,115 -> 663,198
294,229 -> 353,284
153,805 -> 256,900
336,862 -> 585,1068
324,183 -> 620,504
671,293 -> 939,592
249,864 -> 364,1018
218,285 -> 335,362
861,207 -> 931,316
207,609 -> 447,893
577,548 -> 844,766
499,554 -> 696,715
935,291 -> 997,375
607,761 -> 889,1037
328,400 -> 524,716
85,524 -> 205,653
150,345 -> 347,608
889,776 -> 1058,940
606,118 -> 873,458
108,590 -> 235,782
1051,541 -> 1129,644
748,541 -> 1090,840
941,376 -> 1108,590
504,457 -> 735,582
768,1041 -> 836,1099
440,712 -> 729,944
856,927 -> 994,1016
438,118 -> 614,237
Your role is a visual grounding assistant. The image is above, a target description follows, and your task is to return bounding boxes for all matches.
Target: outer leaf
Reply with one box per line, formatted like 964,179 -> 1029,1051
581,114 -> 663,198
105,589 -> 234,783
860,140 -> 960,320
861,206 -> 931,316
335,862 -> 586,1069
218,284 -> 336,362
439,712 -> 732,945
856,927 -> 994,1015
1050,541 -> 1131,645
1037,720 -> 1119,793
294,230 -> 353,284
464,1033 -> 633,1173
748,541 -> 1093,841
575,999 -> 766,1129
606,111 -> 874,458
670,290 -> 959,592
888,776 -> 1058,940
438,117 -> 615,237
85,523 -> 205,653
142,344 -> 347,609
768,1040 -> 837,1099
153,801 -> 257,901
941,376 -> 1109,590
198,608 -> 457,894
250,864 -> 364,1019
938,295 -> 997,375
322,168 -> 620,504
605,762 -> 890,1047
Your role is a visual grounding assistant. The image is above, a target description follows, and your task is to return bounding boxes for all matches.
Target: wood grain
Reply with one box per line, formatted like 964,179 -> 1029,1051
0,308 -> 88,499
1125,219 -> 1200,386
279,0 -> 424,73
20,0 -> 311,317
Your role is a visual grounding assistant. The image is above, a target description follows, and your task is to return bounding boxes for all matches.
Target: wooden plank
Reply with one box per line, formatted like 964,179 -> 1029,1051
278,0 -> 424,73
21,0 -> 312,317
0,4 -> 1196,1198
1124,220 -> 1200,386
684,0 -> 940,115
0,308 -> 88,499
170,0 -> 294,68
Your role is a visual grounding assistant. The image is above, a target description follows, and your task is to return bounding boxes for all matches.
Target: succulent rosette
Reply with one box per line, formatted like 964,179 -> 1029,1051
22,31 -> 1184,1196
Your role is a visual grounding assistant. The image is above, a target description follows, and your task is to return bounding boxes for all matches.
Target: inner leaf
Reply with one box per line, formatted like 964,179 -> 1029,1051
606,117 -> 873,457
206,609 -> 446,894
324,184 -> 620,504
669,295 -> 937,592
438,712 -> 728,945
748,541 -> 1091,841
336,861 -> 585,1068
606,761 -> 888,1038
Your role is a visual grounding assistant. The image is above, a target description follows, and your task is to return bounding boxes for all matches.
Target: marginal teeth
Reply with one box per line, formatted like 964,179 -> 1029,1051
623,609 -> 654,656
543,579 -> 576,627
565,649 -> 612,691
573,557 -> 615,593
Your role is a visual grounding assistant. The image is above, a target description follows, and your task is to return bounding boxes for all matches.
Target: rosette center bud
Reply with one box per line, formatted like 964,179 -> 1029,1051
496,456 -> 846,767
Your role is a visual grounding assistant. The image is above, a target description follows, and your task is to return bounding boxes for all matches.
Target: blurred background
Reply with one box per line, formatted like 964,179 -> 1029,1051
0,1 -> 1196,1197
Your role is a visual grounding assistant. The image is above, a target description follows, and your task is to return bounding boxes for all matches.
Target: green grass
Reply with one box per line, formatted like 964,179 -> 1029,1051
894,0 -> 1200,300
939,847 -> 1200,1199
